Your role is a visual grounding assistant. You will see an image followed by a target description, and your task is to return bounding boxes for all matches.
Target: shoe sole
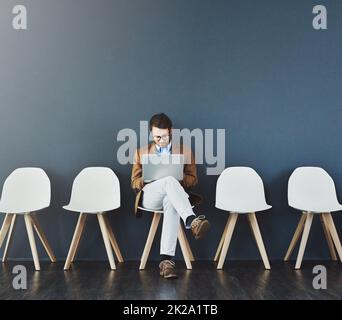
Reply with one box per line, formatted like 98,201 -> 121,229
160,272 -> 178,279
195,220 -> 210,240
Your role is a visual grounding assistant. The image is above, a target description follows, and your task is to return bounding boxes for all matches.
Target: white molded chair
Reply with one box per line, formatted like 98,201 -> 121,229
214,167 -> 271,270
138,206 -> 195,270
0,168 -> 56,270
284,167 -> 342,269
63,167 -> 123,270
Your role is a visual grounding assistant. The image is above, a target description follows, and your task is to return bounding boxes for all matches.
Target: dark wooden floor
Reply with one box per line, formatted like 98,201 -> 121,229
0,260 -> 341,300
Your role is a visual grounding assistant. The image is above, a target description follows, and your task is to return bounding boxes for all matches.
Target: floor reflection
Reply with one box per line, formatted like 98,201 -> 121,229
0,261 -> 341,300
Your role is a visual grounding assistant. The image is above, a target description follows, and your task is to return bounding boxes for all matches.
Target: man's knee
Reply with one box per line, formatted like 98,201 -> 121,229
162,175 -> 179,185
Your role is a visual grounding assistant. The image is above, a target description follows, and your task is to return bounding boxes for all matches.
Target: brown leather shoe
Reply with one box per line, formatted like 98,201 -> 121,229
191,215 -> 210,240
159,260 -> 178,279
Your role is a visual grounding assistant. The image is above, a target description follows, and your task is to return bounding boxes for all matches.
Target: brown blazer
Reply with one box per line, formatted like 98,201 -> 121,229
131,142 -> 202,217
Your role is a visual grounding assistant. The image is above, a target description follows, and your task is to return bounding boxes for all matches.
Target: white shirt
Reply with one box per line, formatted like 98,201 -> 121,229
155,142 -> 172,155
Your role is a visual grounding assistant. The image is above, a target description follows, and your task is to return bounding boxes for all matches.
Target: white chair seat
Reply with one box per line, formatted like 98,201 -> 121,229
215,167 -> 271,214
63,204 -> 120,214
289,204 -> 342,214
288,167 -> 342,214
138,206 -> 163,213
215,204 -> 272,214
138,205 -> 194,214
63,167 -> 120,215
0,167 -> 51,214
0,203 -> 49,214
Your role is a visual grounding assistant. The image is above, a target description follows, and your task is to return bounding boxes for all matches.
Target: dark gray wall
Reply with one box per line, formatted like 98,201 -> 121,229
0,0 -> 341,261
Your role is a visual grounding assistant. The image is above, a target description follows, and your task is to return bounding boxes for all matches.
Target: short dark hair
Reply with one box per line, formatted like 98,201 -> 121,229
149,113 -> 172,131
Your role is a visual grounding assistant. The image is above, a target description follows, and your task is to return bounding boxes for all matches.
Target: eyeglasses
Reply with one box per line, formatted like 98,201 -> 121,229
153,134 -> 170,142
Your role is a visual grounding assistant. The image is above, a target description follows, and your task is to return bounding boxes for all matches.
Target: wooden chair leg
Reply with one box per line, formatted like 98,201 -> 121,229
178,226 -> 192,269
70,214 -> 86,263
320,213 -> 337,261
247,213 -> 271,270
139,212 -> 161,270
24,214 -> 40,271
214,219 -> 229,262
295,212 -> 314,269
31,214 -> 56,262
322,213 -> 342,262
2,214 -> 16,262
284,213 -> 307,261
0,214 -> 14,249
217,213 -> 238,269
97,213 -> 116,270
103,214 -> 124,263
64,213 -> 87,270
179,225 -> 195,261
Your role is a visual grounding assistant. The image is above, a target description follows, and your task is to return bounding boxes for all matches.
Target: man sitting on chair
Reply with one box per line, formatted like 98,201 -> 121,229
131,113 -> 210,279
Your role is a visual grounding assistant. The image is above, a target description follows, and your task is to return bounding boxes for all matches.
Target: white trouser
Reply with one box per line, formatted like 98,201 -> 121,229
142,176 -> 196,256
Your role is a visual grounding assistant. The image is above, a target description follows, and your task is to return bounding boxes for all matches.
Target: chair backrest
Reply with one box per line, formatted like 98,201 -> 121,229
215,167 -> 270,212
66,167 -> 120,212
0,167 -> 51,213
288,167 -> 340,212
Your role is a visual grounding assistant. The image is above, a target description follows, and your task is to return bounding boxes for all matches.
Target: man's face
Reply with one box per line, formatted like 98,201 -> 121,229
151,127 -> 171,148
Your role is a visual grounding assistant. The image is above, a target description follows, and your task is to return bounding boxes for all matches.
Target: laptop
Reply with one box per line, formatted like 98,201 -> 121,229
142,154 -> 184,182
